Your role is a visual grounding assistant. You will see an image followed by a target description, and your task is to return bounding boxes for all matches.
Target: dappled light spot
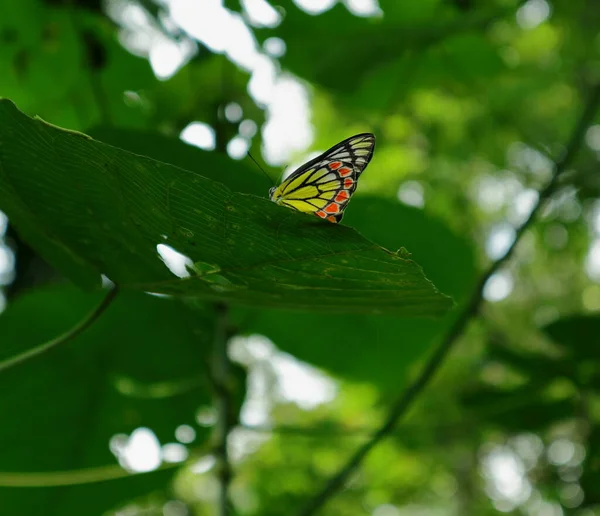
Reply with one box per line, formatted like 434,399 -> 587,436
585,239 -> 600,281
586,124 -> 600,151
150,38 -> 194,80
516,0 -> 551,30
560,483 -> 584,509
293,0 -> 335,15
106,0 -> 196,79
481,445 -> 532,511
110,427 -> 162,472
180,122 -> 216,150
196,406 -> 218,427
122,90 -> 141,107
230,334 -> 337,432
239,119 -> 258,138
485,224 -> 516,260
509,189 -> 539,225
0,211 -> 7,235
473,174 -> 515,213
190,455 -> 216,474
163,500 -> 189,516
101,274 -> 115,288
227,135 -> 250,160
263,36 -> 286,57
0,244 -> 15,286
372,505 -> 400,516
262,76 -> 313,165
225,102 -> 243,122
483,271 -> 514,302
229,334 -> 275,364
397,180 -> 424,208
589,200 -> 600,235
242,0 -> 282,27
346,0 -> 383,17
162,443 -> 189,463
175,424 -> 196,444
156,244 -> 193,278
547,438 -> 576,466
509,434 -> 545,472
507,142 -> 552,180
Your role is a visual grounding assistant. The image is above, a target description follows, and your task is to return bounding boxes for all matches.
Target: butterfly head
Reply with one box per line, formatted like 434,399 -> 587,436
269,186 -> 279,202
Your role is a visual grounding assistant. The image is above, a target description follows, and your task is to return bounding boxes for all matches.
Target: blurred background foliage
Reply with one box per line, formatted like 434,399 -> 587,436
1,0 -> 600,515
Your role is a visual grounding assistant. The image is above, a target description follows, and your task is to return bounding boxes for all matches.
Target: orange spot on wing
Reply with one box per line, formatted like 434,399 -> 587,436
315,210 -> 327,218
339,167 -> 352,177
335,191 -> 349,202
330,161 -> 342,170
344,178 -> 354,188
325,203 -> 340,214
327,215 -> 337,223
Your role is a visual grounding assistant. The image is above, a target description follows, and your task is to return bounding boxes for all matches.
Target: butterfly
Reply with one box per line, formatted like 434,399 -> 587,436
269,133 -> 375,223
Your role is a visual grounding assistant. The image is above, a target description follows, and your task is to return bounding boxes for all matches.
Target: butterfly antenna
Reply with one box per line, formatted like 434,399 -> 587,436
248,151 -> 275,188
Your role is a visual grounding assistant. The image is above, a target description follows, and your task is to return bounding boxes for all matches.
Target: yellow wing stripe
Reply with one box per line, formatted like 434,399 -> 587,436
318,181 -> 341,192
281,169 -> 315,195
282,199 -> 319,213
283,185 -> 320,200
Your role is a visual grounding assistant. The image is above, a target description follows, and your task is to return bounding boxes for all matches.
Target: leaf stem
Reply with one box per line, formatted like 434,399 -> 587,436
0,285 -> 119,374
211,303 -> 233,516
296,83 -> 600,516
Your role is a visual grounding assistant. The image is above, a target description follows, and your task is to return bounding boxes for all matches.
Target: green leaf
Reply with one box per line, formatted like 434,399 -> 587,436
235,199 -> 475,388
0,286 -> 213,516
0,1 -> 154,130
462,386 -> 576,432
87,126 -> 267,197
261,2 -> 509,95
0,99 -> 451,315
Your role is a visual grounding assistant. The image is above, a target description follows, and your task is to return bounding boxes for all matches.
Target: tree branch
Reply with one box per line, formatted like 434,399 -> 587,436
211,303 -> 233,516
297,83 -> 600,516
0,285 -> 119,373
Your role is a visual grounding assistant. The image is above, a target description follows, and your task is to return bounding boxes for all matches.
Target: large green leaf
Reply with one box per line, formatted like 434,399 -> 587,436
0,99 -> 451,315
236,198 -> 476,388
0,286 -> 213,516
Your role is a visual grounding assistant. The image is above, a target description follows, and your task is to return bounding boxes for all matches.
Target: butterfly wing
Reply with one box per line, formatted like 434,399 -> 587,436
269,133 -> 375,223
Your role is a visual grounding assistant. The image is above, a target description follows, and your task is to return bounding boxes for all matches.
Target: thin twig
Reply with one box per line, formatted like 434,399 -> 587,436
297,84 -> 600,516
0,285 -> 119,373
0,441 -> 214,487
211,303 -> 233,516
241,421 -> 474,439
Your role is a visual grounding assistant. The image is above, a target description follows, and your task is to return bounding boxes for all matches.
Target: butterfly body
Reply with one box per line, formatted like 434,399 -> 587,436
269,133 -> 375,223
